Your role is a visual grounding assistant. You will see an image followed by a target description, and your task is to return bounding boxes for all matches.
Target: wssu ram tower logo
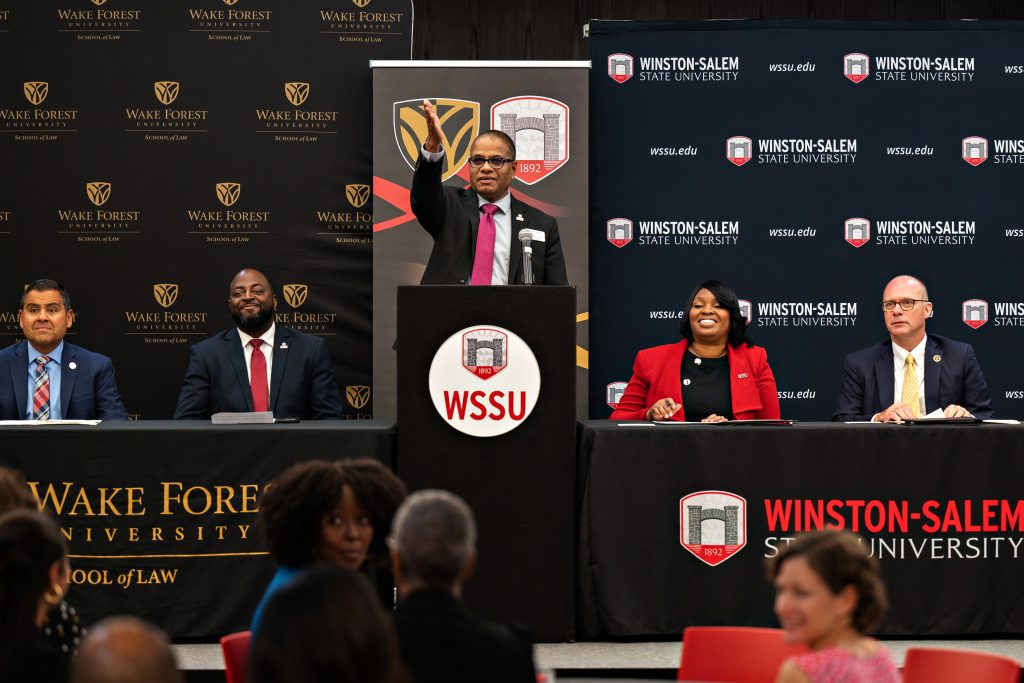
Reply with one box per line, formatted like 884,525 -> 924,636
123,284 -> 208,345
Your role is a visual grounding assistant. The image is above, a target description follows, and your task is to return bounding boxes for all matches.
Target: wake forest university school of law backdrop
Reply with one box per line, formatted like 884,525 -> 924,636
0,0 -> 413,419
590,21 -> 1024,421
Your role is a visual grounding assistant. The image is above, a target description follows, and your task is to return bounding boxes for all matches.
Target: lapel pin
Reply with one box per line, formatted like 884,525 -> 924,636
516,213 -> 524,222
68,362 -> 77,370
933,355 -> 941,363
738,372 -> 748,379
280,343 -> 288,349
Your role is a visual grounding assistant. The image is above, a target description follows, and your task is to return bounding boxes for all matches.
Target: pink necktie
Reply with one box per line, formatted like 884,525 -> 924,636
471,203 -> 499,285
249,339 -> 269,412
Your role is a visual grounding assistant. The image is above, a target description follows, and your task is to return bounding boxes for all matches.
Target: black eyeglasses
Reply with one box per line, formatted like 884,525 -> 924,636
880,299 -> 929,311
468,157 -> 515,169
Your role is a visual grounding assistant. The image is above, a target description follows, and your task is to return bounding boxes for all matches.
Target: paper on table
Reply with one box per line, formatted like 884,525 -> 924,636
0,420 -> 101,426
984,419 -> 1022,425
211,412 -> 274,424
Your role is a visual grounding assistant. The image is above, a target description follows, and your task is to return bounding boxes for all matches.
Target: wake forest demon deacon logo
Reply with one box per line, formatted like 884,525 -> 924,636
153,81 -> 180,106
284,82 -> 310,107
962,136 -> 988,166
726,136 -> 752,166
345,184 -> 370,209
679,490 -> 747,567
606,382 -> 627,409
215,182 -> 241,207
844,53 -> 870,83
23,82 -> 49,106
282,284 -> 308,309
86,182 -> 112,207
607,53 -> 634,83
845,217 -> 871,248
346,385 -> 371,410
490,96 -> 569,185
153,284 -> 179,309
607,218 -> 633,248
394,98 -> 479,183
428,325 -> 541,438
962,299 -> 989,329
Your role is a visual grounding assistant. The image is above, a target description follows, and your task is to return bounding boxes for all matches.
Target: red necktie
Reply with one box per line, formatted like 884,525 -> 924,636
32,356 -> 51,421
249,339 -> 269,412
471,203 -> 500,285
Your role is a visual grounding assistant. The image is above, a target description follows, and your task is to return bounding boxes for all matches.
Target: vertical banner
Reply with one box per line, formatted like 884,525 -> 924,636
0,0 -> 414,419
370,61 -> 589,419
590,20 -> 1024,420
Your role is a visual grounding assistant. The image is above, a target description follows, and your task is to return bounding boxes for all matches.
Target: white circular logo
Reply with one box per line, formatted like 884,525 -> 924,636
428,325 -> 541,437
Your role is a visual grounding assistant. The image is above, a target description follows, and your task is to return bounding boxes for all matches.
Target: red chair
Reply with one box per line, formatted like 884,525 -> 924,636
677,626 -> 806,682
220,631 -> 252,683
903,647 -> 1020,683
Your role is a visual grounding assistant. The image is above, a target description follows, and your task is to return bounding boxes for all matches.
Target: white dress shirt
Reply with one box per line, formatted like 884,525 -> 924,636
421,145 -> 513,284
892,336 -> 927,414
238,323 -> 275,387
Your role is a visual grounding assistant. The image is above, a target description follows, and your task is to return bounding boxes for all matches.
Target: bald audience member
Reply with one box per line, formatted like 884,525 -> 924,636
389,490 -> 535,683
72,617 -> 182,683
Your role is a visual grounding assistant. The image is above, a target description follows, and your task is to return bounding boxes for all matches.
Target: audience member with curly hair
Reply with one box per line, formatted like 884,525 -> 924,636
768,530 -> 899,683
251,458 -> 406,632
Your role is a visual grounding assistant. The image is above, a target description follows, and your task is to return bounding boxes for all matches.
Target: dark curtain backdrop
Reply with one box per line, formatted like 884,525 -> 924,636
413,1 -> 1024,61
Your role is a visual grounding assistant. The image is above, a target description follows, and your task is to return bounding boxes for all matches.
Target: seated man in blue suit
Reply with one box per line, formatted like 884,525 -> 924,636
0,279 -> 127,420
174,268 -> 343,420
833,274 -> 993,422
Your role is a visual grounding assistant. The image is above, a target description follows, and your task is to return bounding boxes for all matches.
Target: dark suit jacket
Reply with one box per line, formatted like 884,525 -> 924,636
393,590 -> 535,683
609,339 -> 781,421
174,326 -> 343,420
0,341 -> 127,420
411,155 -> 568,285
832,334 -> 993,421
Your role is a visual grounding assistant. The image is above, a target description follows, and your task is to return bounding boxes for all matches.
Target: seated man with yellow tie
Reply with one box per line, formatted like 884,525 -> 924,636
174,268 -> 343,420
832,275 -> 993,422
0,279 -> 127,420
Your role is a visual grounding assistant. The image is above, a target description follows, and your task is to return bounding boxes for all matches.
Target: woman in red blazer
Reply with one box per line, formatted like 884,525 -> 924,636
609,280 -> 780,422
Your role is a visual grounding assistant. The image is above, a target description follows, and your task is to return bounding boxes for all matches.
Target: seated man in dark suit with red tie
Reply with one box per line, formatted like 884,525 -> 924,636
173,268 -> 343,420
411,99 -> 567,286
0,279 -> 127,420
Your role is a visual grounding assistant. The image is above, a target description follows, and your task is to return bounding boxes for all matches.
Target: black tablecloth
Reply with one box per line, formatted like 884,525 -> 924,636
0,420 -> 396,638
578,421 -> 1024,638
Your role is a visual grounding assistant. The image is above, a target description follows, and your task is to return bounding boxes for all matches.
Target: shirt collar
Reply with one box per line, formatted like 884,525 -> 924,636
478,191 -> 512,217
238,323 -> 275,350
27,340 -> 64,365
892,335 -> 927,368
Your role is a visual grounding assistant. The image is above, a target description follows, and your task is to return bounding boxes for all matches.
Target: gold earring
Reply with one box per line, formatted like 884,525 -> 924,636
43,582 -> 64,606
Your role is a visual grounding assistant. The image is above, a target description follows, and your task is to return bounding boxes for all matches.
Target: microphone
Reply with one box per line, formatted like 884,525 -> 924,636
518,229 -> 535,285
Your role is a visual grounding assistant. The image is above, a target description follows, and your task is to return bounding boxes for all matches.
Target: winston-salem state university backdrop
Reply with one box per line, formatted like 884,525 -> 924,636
590,20 -> 1024,422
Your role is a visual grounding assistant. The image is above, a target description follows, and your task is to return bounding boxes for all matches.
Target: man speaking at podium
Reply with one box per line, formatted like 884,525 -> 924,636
411,100 -> 567,286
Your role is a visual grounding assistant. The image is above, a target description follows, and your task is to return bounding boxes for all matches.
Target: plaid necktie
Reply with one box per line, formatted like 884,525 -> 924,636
32,356 -> 51,421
